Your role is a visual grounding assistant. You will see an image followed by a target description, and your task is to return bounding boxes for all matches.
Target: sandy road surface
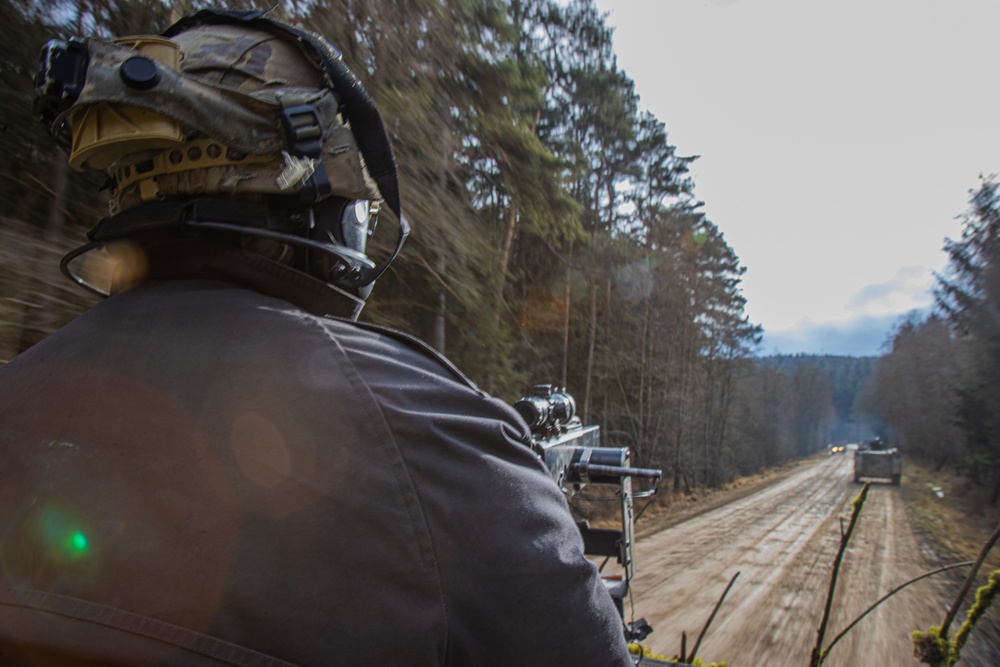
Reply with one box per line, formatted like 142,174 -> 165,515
629,454 -> 954,666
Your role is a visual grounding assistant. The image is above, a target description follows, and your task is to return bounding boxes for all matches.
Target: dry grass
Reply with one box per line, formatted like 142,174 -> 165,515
902,460 -> 1000,571
900,460 -> 1000,666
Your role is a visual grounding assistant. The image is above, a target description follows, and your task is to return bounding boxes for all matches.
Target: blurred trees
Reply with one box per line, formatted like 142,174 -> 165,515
725,364 -> 795,475
2,0 -> 858,493
859,314 -> 967,467
10,1 -> 1000,506
0,0 -> 109,360
935,176 -> 1000,500
722,356 -> 847,479
859,176 -> 1000,502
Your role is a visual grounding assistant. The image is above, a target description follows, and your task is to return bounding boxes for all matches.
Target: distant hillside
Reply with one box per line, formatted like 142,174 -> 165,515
759,354 -> 877,444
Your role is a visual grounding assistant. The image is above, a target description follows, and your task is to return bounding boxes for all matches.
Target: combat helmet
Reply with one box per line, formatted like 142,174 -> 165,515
34,8 -> 407,318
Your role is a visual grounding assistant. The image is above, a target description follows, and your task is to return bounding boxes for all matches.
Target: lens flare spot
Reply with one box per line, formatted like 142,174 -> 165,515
69,531 -> 89,554
38,507 -> 91,561
615,262 -> 654,302
231,412 -> 292,489
63,240 -> 150,294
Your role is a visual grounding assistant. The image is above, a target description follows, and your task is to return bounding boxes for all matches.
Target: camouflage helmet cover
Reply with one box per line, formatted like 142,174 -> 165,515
52,18 -> 380,212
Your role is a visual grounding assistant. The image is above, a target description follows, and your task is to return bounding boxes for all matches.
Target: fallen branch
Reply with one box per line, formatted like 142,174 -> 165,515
809,483 -> 869,667
686,571 -> 740,664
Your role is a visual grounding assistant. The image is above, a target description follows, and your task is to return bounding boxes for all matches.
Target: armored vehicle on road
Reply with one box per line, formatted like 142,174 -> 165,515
854,438 -> 902,485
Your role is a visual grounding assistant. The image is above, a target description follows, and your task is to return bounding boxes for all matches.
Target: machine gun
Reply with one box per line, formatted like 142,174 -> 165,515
513,384 -> 661,641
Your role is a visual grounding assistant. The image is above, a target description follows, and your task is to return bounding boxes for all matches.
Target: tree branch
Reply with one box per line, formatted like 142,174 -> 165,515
810,483 -> 869,667
941,518 -> 1000,638
686,571 -> 740,664
825,560 -> 974,656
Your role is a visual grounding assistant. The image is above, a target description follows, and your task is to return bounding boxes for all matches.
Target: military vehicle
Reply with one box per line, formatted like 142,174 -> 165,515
853,437 -> 902,485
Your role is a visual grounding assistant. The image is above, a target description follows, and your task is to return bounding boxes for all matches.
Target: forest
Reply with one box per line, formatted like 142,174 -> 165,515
1,0 -> 998,503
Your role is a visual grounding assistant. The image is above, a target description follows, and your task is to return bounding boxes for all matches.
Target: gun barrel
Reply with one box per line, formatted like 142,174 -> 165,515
571,462 -> 662,480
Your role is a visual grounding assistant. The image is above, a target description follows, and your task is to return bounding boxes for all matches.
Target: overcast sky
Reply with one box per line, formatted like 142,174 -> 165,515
592,0 -> 1000,356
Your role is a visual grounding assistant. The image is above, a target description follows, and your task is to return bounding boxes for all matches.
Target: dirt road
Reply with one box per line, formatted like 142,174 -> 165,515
630,454 -> 952,666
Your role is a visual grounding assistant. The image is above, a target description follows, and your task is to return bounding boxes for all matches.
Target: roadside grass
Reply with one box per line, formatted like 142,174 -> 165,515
903,459 -> 1000,666
902,460 -> 1000,572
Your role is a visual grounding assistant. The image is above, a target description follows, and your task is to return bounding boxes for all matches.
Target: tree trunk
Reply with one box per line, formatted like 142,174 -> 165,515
561,243 -> 573,388
493,204 -> 518,318
431,129 -> 452,355
991,466 -> 1000,506
582,278 -> 598,424
432,256 -> 446,354
20,149 -> 69,352
485,204 -> 518,394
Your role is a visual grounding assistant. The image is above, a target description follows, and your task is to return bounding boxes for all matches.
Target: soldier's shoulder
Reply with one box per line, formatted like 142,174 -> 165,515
334,319 -> 480,393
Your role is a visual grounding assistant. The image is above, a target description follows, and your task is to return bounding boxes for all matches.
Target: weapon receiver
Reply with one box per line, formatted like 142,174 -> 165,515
514,384 -> 661,641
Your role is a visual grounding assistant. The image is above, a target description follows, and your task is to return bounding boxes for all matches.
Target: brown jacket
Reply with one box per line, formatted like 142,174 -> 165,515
0,279 -> 632,666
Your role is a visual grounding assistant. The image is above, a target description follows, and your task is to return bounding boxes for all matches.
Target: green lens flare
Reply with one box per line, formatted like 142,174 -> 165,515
38,507 -> 91,560
69,531 -> 88,553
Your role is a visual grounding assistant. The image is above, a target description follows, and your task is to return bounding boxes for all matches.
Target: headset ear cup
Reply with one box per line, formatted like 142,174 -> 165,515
310,197 -> 347,244
305,197 -> 345,280
304,197 -> 371,290
341,200 -> 371,255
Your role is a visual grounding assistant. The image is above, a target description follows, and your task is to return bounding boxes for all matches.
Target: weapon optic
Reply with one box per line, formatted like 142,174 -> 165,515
514,384 -> 661,642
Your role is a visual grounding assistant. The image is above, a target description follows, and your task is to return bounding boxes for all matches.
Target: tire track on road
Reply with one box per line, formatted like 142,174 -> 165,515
630,455 -> 944,666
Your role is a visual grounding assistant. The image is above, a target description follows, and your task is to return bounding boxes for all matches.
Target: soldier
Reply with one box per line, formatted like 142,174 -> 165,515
0,9 -> 633,667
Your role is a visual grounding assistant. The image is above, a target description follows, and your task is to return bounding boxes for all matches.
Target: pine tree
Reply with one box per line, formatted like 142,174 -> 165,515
936,175 -> 1000,500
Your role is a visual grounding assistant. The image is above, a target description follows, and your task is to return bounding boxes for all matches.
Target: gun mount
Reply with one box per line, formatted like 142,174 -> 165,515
514,384 -> 661,641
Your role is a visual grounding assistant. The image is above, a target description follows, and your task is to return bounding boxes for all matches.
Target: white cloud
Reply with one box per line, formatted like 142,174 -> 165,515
759,312 -> 926,357
846,266 -> 936,318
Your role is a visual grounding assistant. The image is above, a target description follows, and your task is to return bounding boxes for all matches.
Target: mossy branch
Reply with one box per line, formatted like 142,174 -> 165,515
913,516 -> 1000,666
809,483 -> 869,667
825,560 -> 974,656
940,518 -> 1000,638
950,569 -> 1000,663
913,570 -> 1000,666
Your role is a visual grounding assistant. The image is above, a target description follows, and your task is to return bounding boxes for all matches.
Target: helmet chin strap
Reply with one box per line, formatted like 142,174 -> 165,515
60,199 -> 405,297
189,219 -> 371,285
